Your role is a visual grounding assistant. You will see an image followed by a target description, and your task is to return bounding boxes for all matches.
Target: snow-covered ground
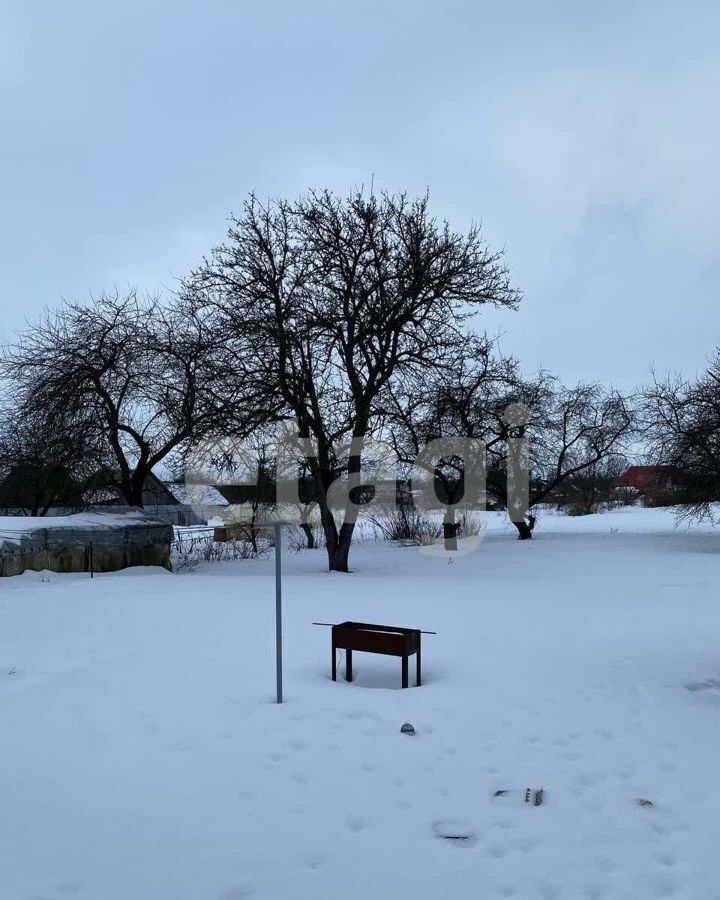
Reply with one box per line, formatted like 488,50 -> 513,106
2,507 -> 720,900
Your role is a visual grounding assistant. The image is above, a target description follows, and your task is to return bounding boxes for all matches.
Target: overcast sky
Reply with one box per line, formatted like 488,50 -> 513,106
1,0 -> 718,389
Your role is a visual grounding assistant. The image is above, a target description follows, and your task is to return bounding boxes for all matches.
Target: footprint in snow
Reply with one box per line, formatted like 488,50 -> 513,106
574,772 -> 601,788
220,887 -> 254,900
534,882 -> 561,900
513,836 -> 542,854
345,814 -> 365,833
583,884 -> 610,900
686,678 -> 720,692
592,855 -> 618,874
647,874 -> 677,898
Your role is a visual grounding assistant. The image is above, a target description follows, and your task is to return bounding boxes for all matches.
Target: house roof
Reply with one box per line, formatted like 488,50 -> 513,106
83,469 -> 179,507
617,466 -> 679,489
163,482 -> 229,507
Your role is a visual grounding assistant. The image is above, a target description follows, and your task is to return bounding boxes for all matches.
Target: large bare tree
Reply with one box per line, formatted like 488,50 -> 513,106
192,189 -> 520,570
2,291 -> 267,508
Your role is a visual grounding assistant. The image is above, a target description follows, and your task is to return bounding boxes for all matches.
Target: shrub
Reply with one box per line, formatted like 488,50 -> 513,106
365,505 -> 443,545
172,531 -> 270,571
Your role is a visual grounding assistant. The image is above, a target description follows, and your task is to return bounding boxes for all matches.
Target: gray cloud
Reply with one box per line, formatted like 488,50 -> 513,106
1,0 -> 718,388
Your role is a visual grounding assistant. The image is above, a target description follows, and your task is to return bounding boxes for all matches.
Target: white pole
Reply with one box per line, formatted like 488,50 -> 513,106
275,524 -> 283,704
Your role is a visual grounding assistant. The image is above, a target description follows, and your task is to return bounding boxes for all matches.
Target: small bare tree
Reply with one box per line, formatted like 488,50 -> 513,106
490,381 -> 635,537
0,405 -> 97,515
384,335 -> 516,548
642,356 -> 720,519
386,338 -> 634,539
557,454 -> 628,515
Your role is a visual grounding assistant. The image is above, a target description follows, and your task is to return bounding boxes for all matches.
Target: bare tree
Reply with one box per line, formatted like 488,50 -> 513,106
192,189 -> 520,570
384,335 -> 516,548
0,405 -> 97,515
554,453 -> 628,515
213,434 -> 278,551
386,339 -> 634,539
1,291 -> 268,508
491,381 -> 635,537
642,356 -> 720,518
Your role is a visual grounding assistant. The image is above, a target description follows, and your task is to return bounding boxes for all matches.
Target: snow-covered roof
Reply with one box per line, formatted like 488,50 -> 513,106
163,482 -> 229,507
0,510 -> 171,552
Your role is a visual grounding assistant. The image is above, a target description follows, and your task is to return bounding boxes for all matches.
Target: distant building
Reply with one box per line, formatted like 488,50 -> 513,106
0,467 -> 218,526
0,463 -> 84,516
615,466 -> 681,502
162,481 -> 229,523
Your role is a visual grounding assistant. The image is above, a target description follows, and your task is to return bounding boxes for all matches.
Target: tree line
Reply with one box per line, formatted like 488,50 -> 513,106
1,188 -> 711,571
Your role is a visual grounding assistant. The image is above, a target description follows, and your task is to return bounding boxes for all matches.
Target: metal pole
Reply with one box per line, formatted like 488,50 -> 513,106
275,524 -> 283,704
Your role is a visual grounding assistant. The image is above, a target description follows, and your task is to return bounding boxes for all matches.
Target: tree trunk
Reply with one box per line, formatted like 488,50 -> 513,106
122,469 -> 146,508
319,503 -> 341,570
317,443 -> 363,571
512,513 -> 536,540
440,482 -> 461,551
327,522 -> 355,572
249,504 -> 259,553
443,509 -> 458,551
300,523 -> 315,549
319,500 -> 357,572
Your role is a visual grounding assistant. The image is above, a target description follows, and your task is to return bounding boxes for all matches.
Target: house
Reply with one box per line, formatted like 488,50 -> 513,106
216,476 -> 408,511
0,466 -> 209,526
615,466 -> 681,501
103,473 -> 206,526
0,463 -> 85,516
162,481 -> 229,524
86,471 -> 206,526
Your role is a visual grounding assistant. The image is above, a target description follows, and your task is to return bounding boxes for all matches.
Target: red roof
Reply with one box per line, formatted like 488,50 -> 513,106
616,466 -> 679,489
